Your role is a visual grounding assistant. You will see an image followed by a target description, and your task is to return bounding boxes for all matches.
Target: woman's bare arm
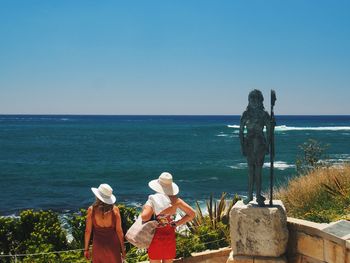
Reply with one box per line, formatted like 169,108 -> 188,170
114,207 -> 126,258
141,205 -> 154,222
84,207 -> 93,252
174,198 -> 195,226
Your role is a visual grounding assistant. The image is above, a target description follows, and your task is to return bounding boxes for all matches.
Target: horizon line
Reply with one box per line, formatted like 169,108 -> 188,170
1,113 -> 350,117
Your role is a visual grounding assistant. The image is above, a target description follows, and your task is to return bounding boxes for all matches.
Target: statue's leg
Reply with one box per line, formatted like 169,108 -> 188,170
243,164 -> 254,204
256,166 -> 265,206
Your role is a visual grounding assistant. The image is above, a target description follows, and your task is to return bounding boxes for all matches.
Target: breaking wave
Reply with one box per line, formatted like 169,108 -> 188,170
228,161 -> 295,171
227,124 -> 350,131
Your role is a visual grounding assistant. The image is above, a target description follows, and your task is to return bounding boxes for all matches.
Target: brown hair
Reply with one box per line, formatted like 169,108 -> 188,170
92,198 -> 114,215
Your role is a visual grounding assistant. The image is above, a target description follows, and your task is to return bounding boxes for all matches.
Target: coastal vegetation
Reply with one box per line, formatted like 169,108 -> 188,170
275,164 -> 350,223
0,194 -> 238,262
295,138 -> 330,175
276,139 -> 350,223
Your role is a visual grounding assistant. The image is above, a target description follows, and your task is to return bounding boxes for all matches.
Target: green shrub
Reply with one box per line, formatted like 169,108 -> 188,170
57,250 -> 86,263
19,210 -> 68,252
296,139 -> 329,175
0,209 -> 68,262
176,234 -> 205,258
125,247 -> 148,263
0,216 -> 21,258
195,222 -> 229,250
22,243 -> 57,263
20,243 -> 86,263
68,209 -> 87,249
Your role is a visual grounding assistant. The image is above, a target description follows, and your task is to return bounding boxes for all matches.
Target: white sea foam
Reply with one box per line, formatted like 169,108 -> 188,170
227,124 -> 350,131
209,176 -> 219,180
275,125 -> 350,131
263,161 -> 295,170
178,176 -> 219,183
215,133 -> 238,137
229,161 -> 295,170
216,134 -> 229,137
228,163 -> 247,169
322,154 -> 350,167
2,214 -> 19,218
227,125 -> 240,129
330,153 -> 350,159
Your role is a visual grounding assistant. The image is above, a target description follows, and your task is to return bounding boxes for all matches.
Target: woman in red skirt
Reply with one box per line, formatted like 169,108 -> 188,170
84,183 -> 126,263
141,172 -> 196,263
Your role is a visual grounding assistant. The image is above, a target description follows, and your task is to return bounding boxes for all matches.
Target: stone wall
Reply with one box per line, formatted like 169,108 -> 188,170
140,217 -> 350,263
287,217 -> 350,263
174,218 -> 350,263
173,247 -> 231,263
139,247 -> 231,263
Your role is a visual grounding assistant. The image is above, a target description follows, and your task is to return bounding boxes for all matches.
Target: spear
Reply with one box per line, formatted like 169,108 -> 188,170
269,90 -> 277,206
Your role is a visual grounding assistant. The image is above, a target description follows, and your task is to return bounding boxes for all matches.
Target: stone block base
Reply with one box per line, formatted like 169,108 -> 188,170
226,251 -> 287,263
230,200 -> 289,257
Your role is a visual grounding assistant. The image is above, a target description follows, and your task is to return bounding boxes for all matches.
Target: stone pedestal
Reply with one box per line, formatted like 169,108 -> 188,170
226,200 -> 288,263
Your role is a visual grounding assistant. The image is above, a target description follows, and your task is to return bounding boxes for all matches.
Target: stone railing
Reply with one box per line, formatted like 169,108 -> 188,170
287,217 -> 350,263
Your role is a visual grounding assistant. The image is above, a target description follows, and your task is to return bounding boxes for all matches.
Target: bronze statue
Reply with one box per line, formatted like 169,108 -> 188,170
239,90 -> 271,207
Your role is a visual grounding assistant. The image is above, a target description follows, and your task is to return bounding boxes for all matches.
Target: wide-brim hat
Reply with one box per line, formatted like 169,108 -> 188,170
91,183 -> 116,205
148,172 -> 179,196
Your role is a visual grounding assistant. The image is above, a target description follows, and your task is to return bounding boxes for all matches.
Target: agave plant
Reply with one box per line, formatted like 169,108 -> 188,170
186,192 -> 240,234
322,173 -> 350,221
322,174 -> 349,200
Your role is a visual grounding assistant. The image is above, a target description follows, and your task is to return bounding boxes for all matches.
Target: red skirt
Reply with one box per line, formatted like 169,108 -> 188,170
148,225 -> 176,260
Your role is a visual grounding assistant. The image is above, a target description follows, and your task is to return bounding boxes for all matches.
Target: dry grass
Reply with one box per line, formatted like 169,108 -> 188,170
275,164 -> 350,222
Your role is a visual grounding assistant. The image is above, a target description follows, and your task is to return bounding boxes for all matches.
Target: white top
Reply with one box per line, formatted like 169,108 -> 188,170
145,193 -> 172,215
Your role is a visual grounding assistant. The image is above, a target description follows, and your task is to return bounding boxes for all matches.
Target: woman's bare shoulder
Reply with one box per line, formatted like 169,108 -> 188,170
86,206 -> 93,216
113,206 -> 121,216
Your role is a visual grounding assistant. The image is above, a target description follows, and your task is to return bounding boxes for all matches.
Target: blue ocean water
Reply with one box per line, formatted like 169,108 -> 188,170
1,115 -> 350,215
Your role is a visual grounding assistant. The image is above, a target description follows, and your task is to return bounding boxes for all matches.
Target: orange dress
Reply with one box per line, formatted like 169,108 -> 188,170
148,215 -> 176,260
92,209 -> 122,263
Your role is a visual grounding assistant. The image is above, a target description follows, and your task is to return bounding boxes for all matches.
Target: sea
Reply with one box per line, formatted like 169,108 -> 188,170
1,115 -> 350,216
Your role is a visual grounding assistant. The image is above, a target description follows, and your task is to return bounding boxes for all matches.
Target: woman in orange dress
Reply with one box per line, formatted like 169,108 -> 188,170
141,172 -> 196,263
84,183 -> 126,263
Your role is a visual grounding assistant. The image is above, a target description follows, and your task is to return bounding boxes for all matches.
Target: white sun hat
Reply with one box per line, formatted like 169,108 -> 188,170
148,172 -> 179,196
91,183 -> 116,205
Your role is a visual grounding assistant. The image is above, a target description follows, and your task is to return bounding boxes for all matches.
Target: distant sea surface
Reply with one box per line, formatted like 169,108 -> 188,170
1,115 -> 350,215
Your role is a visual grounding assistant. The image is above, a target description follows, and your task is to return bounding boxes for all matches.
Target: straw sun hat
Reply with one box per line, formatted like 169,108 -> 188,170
148,172 -> 179,196
91,183 -> 116,205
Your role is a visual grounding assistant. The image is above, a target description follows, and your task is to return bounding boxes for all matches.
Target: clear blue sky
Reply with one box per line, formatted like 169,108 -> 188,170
1,0 -> 349,115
